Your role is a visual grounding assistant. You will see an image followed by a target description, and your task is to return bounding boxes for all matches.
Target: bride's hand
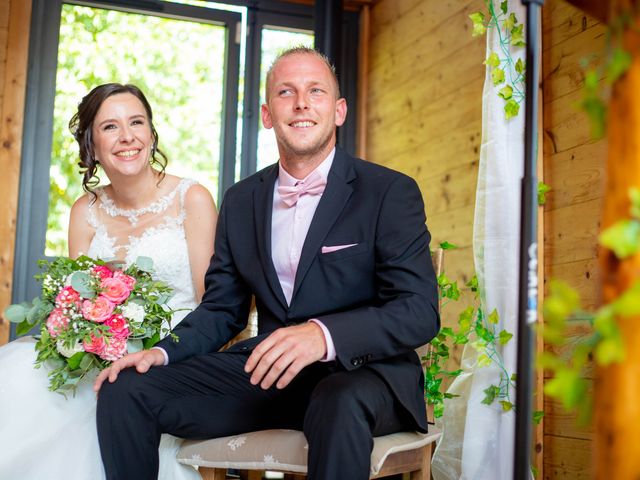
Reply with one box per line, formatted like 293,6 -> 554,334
93,349 -> 165,392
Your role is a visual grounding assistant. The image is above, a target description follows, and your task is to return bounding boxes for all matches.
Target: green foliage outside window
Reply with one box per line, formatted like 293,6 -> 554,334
47,5 -> 226,256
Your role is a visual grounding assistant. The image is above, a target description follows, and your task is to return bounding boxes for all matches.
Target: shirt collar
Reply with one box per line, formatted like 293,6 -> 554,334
277,148 -> 336,188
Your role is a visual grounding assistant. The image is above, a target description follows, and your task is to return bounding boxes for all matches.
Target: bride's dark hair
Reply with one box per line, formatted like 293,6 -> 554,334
68,83 -> 168,199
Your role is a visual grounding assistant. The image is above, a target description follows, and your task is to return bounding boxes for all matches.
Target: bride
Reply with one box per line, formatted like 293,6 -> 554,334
0,83 -> 217,479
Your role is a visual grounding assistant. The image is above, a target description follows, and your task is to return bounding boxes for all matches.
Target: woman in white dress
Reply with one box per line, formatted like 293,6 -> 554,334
0,83 -> 217,479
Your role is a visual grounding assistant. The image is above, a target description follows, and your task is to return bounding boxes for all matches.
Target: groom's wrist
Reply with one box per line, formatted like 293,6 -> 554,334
151,346 -> 169,365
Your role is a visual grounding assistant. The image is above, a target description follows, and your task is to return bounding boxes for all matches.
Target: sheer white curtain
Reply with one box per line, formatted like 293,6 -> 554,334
432,1 -> 525,478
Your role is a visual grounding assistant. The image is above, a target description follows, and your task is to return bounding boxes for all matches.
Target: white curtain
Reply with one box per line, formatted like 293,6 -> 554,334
432,1 -> 526,478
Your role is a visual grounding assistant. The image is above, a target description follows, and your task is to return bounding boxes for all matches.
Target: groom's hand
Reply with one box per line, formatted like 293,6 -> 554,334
93,349 -> 165,392
245,322 -> 327,390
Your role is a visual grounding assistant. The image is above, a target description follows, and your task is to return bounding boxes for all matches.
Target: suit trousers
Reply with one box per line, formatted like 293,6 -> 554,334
96,350 -> 413,480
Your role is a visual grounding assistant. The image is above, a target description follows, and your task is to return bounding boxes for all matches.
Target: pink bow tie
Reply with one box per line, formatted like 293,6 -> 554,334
277,172 -> 327,207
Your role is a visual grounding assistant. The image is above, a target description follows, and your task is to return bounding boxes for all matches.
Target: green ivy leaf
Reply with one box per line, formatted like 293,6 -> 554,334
439,241 -> 458,250
466,275 -> 479,293
504,12 -> 517,31
499,329 -> 514,345
504,99 -> 520,119
594,336 -> 625,365
515,58 -> 525,75
500,400 -> 514,412
469,12 -> 487,37
498,84 -> 513,100
458,306 -> 475,332
500,1 -> 508,15
511,373 -> 517,382
544,368 -> 588,410
491,67 -> 506,85
484,52 -> 501,68
510,24 -> 525,47
606,48 -> 632,84
600,219 -> 640,258
488,309 -> 500,325
537,182 -> 551,205
533,410 -> 544,424
612,281 -> 640,316
481,385 -> 501,405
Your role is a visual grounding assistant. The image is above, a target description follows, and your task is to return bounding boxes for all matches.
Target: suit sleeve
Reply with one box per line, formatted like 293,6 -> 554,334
155,196 -> 252,363
317,174 -> 440,371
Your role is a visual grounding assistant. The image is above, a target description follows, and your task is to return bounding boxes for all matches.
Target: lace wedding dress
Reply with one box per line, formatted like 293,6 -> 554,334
0,178 -> 202,479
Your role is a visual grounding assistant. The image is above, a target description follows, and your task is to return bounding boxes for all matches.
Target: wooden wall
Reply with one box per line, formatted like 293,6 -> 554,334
542,0 -> 605,478
0,0 -> 31,345
367,0 -> 605,478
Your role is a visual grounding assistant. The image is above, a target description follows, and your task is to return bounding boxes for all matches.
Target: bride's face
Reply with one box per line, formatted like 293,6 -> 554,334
91,92 -> 154,180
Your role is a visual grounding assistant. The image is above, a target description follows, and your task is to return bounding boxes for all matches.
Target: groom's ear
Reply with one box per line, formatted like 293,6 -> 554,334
261,103 -> 273,130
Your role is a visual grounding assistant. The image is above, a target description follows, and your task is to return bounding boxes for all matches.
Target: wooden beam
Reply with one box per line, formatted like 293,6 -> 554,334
356,3 -> 369,159
0,0 -> 32,346
594,2 -> 640,478
562,0 -> 610,23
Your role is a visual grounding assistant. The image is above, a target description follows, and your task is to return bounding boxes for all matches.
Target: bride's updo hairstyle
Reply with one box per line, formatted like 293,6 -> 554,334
69,83 -> 168,198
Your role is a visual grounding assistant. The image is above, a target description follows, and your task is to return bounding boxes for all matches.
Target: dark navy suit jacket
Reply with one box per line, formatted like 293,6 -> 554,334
157,146 -> 440,431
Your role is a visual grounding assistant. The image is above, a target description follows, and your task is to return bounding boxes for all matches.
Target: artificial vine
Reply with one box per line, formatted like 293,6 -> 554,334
470,0 -> 526,120
425,242 -> 543,423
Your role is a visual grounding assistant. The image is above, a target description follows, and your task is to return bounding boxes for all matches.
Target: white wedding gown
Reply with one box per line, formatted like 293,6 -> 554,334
0,178 -> 202,479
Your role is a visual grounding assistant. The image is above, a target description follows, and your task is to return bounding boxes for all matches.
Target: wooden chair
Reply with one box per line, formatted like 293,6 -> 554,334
177,249 -> 444,480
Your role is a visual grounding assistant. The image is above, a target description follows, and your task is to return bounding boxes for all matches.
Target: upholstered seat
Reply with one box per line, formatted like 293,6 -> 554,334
177,249 -> 444,480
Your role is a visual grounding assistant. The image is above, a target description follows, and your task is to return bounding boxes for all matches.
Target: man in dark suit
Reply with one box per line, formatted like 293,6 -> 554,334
94,47 -> 440,480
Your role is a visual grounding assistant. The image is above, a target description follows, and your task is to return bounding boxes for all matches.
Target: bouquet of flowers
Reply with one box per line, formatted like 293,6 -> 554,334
4,255 -> 177,393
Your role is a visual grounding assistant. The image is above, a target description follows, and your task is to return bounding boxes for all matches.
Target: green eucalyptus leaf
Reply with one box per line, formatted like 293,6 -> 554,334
599,219 -> 640,258
70,271 -> 94,298
135,256 -> 154,273
127,339 -> 144,353
4,303 -> 29,323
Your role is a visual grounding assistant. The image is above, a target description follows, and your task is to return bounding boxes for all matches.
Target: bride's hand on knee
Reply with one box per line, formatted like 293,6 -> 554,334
93,349 -> 165,392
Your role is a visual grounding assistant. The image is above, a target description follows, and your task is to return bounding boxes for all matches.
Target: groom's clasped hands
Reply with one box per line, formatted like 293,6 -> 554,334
93,321 -> 327,392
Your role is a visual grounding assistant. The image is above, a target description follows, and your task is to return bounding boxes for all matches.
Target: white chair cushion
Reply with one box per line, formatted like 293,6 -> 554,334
177,427 -> 442,475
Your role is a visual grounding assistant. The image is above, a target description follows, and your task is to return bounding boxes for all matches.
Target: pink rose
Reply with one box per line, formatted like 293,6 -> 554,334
100,277 -> 131,304
83,334 -> 106,356
55,286 -> 80,309
105,314 -> 130,340
81,296 -> 115,323
46,308 -> 69,337
92,265 -> 113,280
113,271 -> 136,290
100,337 -> 127,362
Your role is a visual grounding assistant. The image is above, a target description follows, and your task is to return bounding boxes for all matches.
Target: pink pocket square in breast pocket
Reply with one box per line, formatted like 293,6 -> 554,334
321,243 -> 358,254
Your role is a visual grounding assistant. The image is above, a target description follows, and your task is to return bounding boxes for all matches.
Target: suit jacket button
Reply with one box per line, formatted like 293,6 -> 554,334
241,346 -> 248,351
351,358 -> 359,366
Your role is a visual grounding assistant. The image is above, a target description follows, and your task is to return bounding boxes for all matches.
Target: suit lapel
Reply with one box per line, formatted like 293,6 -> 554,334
253,165 -> 289,309
291,148 -> 356,302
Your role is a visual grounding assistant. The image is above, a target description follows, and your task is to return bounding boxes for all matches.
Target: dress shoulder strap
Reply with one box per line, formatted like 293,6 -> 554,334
177,178 -> 199,218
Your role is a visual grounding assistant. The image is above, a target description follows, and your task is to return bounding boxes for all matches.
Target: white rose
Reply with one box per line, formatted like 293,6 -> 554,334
121,303 -> 145,325
56,339 -> 85,358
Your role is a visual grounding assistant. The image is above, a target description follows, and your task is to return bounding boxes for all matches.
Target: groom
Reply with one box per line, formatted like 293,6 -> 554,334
95,47 -> 440,480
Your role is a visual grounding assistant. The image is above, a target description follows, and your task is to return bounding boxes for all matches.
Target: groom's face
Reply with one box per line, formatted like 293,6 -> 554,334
261,53 -> 347,160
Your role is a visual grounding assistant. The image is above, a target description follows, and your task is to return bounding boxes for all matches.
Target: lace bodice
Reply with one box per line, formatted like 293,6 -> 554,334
87,178 -> 199,324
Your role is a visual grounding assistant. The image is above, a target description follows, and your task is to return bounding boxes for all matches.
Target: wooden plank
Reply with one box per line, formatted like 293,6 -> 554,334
542,23 -> 606,104
543,319 -> 595,379
543,140 -> 607,211
356,4 -> 370,159
0,0 -> 32,345
544,198 -> 603,265
545,257 -> 601,310
543,434 -> 593,479
544,381 -> 593,441
426,207 -> 475,251
542,0 -> 602,50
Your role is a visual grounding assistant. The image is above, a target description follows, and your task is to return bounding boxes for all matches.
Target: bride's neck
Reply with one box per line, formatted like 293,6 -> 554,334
107,169 -> 163,210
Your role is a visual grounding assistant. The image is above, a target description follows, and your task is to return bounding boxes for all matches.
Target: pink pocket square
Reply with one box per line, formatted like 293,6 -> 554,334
321,243 -> 358,254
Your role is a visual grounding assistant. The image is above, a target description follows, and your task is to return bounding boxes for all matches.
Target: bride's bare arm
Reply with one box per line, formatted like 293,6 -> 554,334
183,184 -> 218,302
68,195 -> 97,258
